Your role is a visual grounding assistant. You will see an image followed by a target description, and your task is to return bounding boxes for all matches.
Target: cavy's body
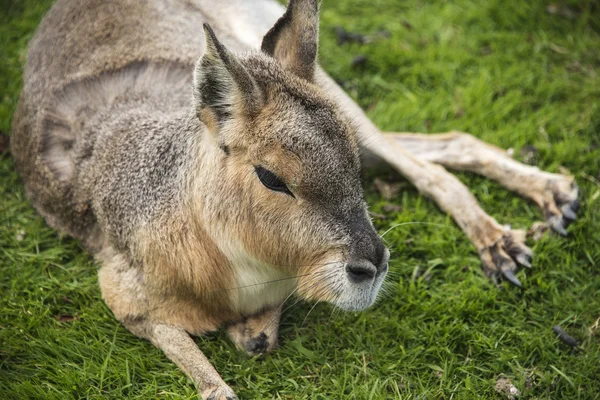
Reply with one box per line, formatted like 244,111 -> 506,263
12,0 -> 390,397
12,0 -> 581,398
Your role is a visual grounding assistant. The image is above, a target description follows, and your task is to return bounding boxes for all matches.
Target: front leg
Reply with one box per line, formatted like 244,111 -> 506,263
128,320 -> 237,400
98,253 -> 237,400
227,307 -> 281,357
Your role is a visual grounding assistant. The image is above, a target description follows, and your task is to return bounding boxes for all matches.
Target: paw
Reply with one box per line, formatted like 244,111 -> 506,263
479,229 -> 533,288
201,385 -> 238,400
539,175 -> 580,236
244,332 -> 270,356
231,328 -> 275,357
227,320 -> 278,357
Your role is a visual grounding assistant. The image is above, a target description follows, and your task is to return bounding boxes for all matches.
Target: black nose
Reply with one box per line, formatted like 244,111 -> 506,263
373,241 -> 387,269
347,213 -> 387,267
346,260 -> 377,283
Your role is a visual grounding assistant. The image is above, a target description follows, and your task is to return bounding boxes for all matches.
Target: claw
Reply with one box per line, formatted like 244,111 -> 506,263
561,205 -> 577,221
549,217 -> 568,236
516,254 -> 532,268
502,269 -> 522,288
554,223 -> 568,236
571,198 -> 580,212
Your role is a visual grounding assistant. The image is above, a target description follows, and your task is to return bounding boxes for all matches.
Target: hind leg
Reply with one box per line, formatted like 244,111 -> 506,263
368,144 -> 534,286
384,131 -> 580,235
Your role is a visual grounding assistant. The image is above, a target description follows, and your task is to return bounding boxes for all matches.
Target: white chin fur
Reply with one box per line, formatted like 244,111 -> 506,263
330,267 -> 387,312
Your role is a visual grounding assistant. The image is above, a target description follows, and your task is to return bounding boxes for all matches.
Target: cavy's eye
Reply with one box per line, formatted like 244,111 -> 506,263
254,166 -> 294,198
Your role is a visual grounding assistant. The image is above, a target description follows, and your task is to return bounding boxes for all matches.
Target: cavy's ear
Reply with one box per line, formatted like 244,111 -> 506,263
194,24 -> 262,132
261,0 -> 319,82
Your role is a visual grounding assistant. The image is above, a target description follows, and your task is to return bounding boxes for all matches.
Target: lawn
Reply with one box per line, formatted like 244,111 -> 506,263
1,0 -> 599,399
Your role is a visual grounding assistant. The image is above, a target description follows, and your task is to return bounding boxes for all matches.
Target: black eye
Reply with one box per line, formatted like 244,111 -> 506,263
254,166 -> 295,197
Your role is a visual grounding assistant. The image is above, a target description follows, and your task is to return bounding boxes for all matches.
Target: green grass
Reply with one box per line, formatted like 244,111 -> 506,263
1,0 -> 599,398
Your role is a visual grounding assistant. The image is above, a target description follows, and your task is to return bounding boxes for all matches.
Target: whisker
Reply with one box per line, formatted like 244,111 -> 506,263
259,268 -> 334,331
209,260 -> 344,294
301,300 -> 320,327
210,274 -> 307,294
380,221 -> 450,238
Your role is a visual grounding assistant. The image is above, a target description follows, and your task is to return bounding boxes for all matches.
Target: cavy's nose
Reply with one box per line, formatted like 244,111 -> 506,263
345,260 -> 377,283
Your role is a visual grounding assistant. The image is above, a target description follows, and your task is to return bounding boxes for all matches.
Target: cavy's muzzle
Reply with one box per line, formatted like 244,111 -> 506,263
333,247 -> 390,312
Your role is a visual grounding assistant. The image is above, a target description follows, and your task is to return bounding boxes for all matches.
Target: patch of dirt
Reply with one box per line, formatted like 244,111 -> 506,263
495,377 -> 520,399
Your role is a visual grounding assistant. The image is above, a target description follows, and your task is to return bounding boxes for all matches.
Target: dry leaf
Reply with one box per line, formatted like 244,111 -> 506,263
374,178 -> 402,200
54,314 -> 79,322
589,317 -> 600,336
549,43 -> 568,54
519,145 -> 538,165
382,203 -> 402,213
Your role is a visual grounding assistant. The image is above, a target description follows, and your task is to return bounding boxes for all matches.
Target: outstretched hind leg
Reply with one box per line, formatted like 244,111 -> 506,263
363,134 -> 535,286
385,131 -> 580,235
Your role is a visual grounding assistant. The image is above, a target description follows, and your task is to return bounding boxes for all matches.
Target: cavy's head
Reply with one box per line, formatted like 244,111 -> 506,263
194,0 -> 388,311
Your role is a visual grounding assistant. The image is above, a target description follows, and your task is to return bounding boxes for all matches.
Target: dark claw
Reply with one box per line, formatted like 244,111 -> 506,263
550,218 -> 568,236
502,269 -> 522,288
561,205 -> 577,221
516,254 -> 532,268
571,198 -> 580,212
246,332 -> 269,356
